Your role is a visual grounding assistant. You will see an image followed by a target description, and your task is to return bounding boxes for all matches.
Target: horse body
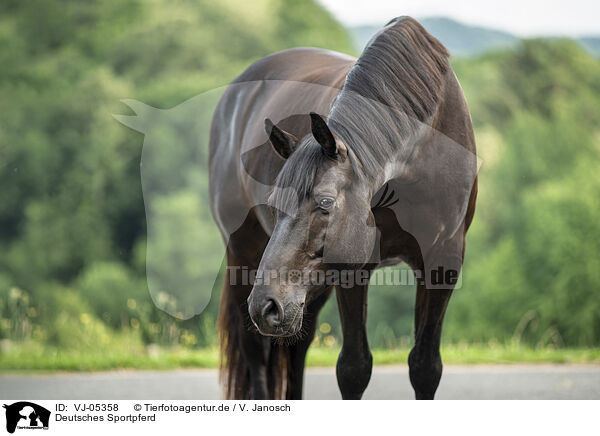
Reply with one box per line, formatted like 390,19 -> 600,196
209,17 -> 477,400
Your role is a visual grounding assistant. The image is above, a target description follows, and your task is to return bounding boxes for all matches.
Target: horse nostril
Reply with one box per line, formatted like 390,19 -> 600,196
261,299 -> 282,327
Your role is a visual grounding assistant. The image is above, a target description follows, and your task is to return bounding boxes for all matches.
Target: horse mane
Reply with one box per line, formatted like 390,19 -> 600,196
272,16 -> 450,209
328,16 -> 450,176
342,16 -> 449,121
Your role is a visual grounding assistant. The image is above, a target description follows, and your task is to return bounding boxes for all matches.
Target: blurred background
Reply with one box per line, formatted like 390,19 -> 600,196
1,0 -> 599,371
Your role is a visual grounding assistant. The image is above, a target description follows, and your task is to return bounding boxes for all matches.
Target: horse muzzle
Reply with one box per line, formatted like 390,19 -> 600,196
247,288 -> 305,336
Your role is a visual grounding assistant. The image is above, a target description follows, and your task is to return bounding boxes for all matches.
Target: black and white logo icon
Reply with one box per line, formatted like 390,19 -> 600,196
3,402 -> 50,434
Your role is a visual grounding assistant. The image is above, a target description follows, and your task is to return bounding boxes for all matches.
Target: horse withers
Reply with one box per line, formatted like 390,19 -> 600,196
209,16 -> 478,400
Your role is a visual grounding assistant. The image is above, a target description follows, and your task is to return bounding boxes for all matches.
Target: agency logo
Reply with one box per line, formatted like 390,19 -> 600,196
3,402 -> 50,434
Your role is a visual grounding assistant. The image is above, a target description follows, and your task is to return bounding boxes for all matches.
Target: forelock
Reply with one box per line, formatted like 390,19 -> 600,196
270,138 -> 330,214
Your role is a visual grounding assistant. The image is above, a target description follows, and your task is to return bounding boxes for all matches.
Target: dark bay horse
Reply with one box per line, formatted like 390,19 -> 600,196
209,17 -> 478,400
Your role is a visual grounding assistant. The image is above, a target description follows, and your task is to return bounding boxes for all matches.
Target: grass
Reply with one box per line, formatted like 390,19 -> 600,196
1,342 -> 599,373
308,344 -> 600,366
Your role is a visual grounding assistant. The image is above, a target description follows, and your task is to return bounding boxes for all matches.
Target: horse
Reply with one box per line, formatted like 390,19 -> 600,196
209,16 -> 478,400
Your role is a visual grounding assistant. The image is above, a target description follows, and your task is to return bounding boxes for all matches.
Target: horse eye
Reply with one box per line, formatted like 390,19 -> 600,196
318,197 -> 335,210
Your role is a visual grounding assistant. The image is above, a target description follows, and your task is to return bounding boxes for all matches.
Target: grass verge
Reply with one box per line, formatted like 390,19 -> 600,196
0,343 -> 599,373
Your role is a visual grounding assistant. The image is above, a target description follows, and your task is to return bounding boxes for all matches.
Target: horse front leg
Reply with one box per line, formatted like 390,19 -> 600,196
223,249 -> 272,400
238,327 -> 271,399
335,283 -> 372,400
408,282 -> 453,400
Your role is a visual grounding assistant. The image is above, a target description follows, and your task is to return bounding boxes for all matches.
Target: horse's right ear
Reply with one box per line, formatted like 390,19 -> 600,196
265,118 -> 299,159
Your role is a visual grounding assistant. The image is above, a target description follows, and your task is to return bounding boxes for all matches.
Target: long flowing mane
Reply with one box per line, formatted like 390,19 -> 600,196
272,16 -> 450,210
328,16 -> 450,176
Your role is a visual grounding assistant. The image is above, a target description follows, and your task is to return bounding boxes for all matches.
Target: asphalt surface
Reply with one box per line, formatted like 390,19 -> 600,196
1,365 -> 599,400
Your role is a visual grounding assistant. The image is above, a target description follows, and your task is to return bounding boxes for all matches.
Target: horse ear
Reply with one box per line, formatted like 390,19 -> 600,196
309,112 -> 337,157
265,118 -> 299,159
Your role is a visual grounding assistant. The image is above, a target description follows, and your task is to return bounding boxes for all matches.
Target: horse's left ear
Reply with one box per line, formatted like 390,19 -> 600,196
309,112 -> 339,157
265,118 -> 299,159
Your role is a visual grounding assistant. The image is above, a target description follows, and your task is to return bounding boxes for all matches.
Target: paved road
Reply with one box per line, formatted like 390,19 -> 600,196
1,365 -> 599,400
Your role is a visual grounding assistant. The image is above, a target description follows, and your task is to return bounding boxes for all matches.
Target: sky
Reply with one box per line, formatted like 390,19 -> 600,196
318,0 -> 600,37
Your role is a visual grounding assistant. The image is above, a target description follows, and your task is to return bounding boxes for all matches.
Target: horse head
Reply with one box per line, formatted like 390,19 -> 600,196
247,113 -> 377,336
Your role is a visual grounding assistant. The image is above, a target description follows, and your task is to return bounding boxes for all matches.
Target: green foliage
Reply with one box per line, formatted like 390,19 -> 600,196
444,40 -> 600,347
0,0 -> 351,353
74,262 -> 146,328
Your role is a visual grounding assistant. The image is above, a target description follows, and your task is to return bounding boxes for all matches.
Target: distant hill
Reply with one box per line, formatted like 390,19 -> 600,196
578,37 -> 600,56
420,17 -> 517,56
351,17 -> 600,57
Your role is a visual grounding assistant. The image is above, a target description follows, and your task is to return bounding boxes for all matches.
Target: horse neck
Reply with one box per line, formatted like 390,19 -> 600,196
330,104 -> 432,199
